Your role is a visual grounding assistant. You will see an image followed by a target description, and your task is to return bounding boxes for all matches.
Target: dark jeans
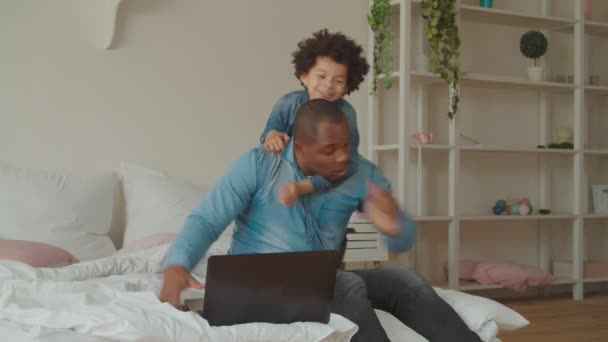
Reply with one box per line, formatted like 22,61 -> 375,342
331,266 -> 483,342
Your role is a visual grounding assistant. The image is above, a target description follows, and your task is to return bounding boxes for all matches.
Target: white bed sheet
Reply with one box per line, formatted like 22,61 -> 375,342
0,244 -> 510,342
0,245 -> 356,342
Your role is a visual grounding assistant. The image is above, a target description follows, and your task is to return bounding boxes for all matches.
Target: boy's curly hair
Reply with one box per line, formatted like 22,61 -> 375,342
292,29 -> 369,95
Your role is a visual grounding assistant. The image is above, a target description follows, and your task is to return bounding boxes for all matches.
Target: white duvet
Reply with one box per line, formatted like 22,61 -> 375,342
0,245 -> 357,342
0,245 -> 525,342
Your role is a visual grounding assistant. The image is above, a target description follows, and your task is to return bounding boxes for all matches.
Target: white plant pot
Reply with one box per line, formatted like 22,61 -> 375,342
527,66 -> 543,82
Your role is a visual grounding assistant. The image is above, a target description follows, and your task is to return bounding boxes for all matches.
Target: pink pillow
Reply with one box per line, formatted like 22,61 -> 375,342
0,239 -> 79,267
444,260 -> 479,281
115,233 -> 177,255
472,261 -> 553,292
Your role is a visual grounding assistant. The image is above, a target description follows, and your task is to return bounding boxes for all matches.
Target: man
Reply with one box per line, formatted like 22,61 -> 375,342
161,99 -> 482,341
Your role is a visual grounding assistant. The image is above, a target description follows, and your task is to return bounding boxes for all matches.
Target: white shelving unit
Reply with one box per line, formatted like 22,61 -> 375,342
367,0 -> 608,300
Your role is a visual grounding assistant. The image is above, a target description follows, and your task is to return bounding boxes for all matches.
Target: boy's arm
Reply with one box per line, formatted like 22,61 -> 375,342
260,95 -> 293,144
164,150 -> 260,270
309,101 -> 360,192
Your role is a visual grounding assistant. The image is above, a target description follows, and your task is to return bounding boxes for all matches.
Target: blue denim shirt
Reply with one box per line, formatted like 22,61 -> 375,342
164,143 -> 416,271
260,90 -> 360,192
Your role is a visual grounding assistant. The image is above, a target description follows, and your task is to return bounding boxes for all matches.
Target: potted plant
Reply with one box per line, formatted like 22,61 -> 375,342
421,0 -> 461,119
520,30 -> 548,82
368,0 -> 394,93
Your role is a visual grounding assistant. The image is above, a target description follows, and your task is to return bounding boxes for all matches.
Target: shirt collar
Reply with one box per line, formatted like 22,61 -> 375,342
281,140 -> 297,167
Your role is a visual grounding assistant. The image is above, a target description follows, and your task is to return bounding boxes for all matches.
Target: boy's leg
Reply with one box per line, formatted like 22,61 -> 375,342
331,271 -> 390,342
352,266 -> 483,342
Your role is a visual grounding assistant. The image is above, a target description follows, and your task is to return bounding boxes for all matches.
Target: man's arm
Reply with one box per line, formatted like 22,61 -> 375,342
164,150 -> 260,270
161,150 -> 261,309
363,165 -> 417,253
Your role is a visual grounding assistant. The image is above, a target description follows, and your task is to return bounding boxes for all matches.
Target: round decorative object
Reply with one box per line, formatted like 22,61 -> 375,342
520,31 -> 548,60
519,204 -> 531,215
511,204 -> 520,215
492,205 -> 503,215
496,199 -> 507,209
518,198 -> 531,206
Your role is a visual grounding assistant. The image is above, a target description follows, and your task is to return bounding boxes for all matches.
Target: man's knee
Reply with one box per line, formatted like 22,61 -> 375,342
376,266 -> 432,296
335,271 -> 367,300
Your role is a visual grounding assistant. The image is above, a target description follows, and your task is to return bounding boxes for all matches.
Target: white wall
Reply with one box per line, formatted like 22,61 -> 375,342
0,0 -> 370,187
3,0 -> 604,288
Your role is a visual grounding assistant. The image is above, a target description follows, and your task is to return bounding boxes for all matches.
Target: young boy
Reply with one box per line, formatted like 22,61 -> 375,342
260,29 -> 369,206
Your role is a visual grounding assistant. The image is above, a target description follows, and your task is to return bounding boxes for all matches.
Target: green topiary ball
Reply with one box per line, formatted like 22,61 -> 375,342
520,31 -> 548,59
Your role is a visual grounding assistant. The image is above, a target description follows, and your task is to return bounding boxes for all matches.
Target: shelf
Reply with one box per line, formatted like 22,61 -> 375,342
459,277 -> 574,290
411,71 -> 576,92
460,4 -> 575,30
585,21 -> 608,36
373,144 -> 399,151
409,144 -> 454,151
461,214 -> 575,221
377,71 -> 400,80
584,277 -> 608,283
458,281 -> 504,291
404,1 -> 575,31
584,149 -> 608,156
583,213 -> 608,219
432,277 -> 575,291
460,145 -> 576,155
415,216 -> 453,222
370,0 -> 602,302
585,85 -> 608,95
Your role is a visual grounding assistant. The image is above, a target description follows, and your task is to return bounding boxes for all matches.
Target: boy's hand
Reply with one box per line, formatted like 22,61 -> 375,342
160,265 -> 205,311
278,182 -> 300,206
264,130 -> 290,154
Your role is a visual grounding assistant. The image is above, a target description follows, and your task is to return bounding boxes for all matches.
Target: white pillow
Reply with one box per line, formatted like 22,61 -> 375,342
119,162 -> 212,247
375,309 -> 428,342
0,162 -> 116,261
434,287 -> 529,331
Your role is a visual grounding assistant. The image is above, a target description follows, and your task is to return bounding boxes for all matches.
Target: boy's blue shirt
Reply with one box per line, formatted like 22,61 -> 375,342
164,143 -> 416,271
260,90 -> 360,192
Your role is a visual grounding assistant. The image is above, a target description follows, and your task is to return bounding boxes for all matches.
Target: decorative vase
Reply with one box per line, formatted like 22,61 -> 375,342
527,66 -> 543,81
480,0 -> 493,8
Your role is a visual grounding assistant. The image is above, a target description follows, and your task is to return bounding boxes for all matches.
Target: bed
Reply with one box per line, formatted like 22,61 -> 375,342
0,161 -> 529,341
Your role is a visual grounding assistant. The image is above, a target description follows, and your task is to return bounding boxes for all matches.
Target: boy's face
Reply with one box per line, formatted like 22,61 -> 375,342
300,56 -> 348,102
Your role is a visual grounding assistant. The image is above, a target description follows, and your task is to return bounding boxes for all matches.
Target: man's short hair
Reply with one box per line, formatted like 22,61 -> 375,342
293,99 -> 347,143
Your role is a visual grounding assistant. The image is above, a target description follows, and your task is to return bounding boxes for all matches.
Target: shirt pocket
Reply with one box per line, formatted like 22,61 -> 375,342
318,194 -> 358,225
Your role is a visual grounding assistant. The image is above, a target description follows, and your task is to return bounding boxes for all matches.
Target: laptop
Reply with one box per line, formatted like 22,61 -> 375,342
186,250 -> 338,326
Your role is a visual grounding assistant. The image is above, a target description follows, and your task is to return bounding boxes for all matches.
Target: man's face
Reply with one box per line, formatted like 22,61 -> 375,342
298,119 -> 350,182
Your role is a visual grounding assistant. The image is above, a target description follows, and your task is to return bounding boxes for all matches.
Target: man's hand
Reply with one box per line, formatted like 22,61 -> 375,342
160,265 -> 205,311
264,130 -> 290,154
363,182 -> 400,236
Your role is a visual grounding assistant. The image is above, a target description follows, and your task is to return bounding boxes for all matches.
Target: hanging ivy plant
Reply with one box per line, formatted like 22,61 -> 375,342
368,0 -> 394,93
421,0 -> 461,119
